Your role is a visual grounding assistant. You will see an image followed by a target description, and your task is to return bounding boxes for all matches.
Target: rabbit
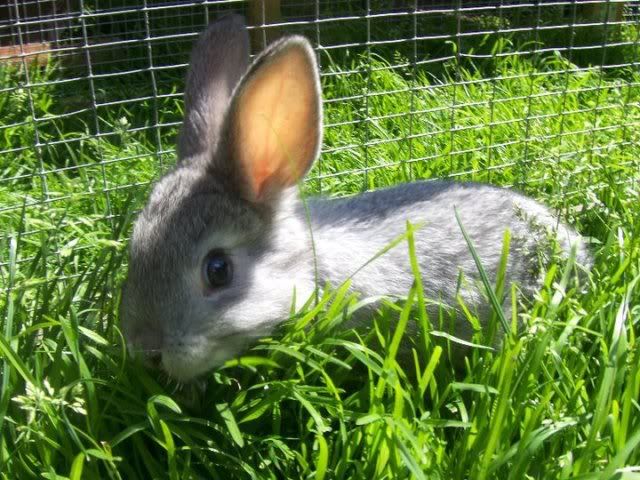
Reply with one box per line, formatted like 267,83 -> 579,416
119,14 -> 591,382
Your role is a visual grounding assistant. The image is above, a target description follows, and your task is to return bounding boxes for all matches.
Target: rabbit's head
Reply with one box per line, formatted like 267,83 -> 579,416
120,15 -> 322,381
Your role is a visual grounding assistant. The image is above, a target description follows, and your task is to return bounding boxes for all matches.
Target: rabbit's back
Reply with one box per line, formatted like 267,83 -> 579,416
308,181 -> 589,328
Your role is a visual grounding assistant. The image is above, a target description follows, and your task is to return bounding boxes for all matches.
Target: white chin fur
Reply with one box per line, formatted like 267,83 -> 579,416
161,338 -> 245,382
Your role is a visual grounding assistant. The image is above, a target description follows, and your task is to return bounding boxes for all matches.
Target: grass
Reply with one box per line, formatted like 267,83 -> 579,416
1,14 -> 639,479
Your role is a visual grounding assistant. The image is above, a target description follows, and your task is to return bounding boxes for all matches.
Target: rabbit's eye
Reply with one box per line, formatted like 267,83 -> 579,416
203,251 -> 233,288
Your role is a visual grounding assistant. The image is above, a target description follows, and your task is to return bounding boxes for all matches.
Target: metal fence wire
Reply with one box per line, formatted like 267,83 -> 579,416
0,0 -> 639,292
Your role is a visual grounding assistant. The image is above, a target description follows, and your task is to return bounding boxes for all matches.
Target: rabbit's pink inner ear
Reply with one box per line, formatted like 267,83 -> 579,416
230,42 -> 321,202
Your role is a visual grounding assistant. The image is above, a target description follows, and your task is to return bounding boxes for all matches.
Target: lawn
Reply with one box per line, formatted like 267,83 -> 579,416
1,9 -> 639,479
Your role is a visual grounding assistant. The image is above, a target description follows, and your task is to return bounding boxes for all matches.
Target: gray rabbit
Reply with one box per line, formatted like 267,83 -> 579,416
120,15 -> 591,381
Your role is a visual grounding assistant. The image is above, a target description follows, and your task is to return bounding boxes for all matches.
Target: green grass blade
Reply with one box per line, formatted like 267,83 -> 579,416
454,208 -> 510,335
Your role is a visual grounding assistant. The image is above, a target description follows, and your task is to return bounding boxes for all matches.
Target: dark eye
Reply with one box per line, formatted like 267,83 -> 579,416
203,251 -> 233,288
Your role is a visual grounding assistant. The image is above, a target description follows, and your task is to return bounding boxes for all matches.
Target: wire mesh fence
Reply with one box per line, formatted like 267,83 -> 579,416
1,0 -> 639,293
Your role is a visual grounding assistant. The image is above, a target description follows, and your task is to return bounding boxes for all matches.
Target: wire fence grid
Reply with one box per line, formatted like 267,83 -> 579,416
1,0 -> 639,292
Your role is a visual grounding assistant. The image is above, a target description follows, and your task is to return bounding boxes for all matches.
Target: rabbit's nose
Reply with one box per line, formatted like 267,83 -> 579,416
143,352 -> 163,370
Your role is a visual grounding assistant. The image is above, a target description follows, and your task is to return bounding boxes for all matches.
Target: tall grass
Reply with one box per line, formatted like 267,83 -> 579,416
1,21 -> 639,479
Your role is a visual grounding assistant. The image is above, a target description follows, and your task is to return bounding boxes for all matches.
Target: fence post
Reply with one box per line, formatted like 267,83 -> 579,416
248,0 -> 282,53
581,1 -> 625,23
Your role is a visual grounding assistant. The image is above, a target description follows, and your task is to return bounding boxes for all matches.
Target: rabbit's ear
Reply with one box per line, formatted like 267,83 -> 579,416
179,15 -> 250,160
226,36 -> 322,202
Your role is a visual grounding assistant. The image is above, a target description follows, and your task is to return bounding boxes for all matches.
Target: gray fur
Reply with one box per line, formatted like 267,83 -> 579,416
120,16 -> 591,382
179,14 -> 250,161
